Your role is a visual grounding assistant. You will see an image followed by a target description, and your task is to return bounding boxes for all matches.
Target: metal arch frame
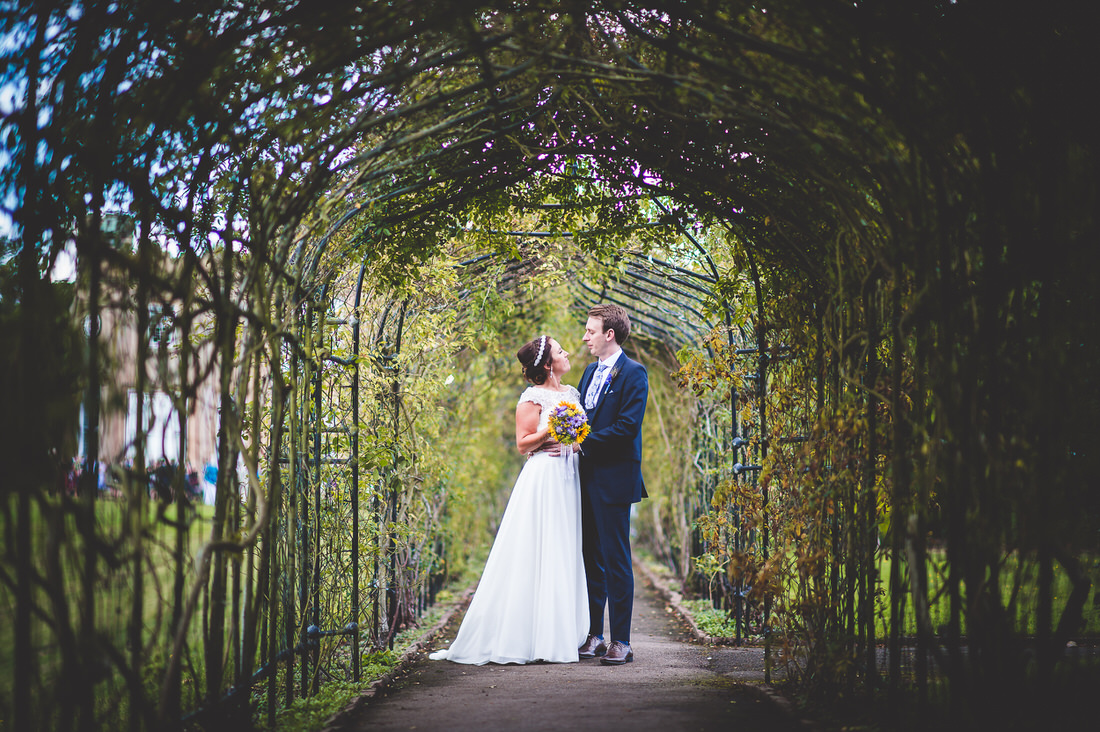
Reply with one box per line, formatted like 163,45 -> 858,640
247,242 -> 414,721
244,195 -> 774,723
65,205 -> 770,730
282,242 -> 566,696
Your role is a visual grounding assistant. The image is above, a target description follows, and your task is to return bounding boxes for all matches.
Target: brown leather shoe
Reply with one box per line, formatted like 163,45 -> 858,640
600,640 -> 633,665
578,635 -> 607,659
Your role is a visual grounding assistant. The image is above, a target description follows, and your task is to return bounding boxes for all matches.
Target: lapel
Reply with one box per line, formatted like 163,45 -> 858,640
580,362 -> 596,401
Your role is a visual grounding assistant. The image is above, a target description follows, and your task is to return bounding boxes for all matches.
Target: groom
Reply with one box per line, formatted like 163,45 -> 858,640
576,303 -> 649,665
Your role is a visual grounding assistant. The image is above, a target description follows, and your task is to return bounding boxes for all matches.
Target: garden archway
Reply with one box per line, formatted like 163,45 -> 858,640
4,2 -> 1098,729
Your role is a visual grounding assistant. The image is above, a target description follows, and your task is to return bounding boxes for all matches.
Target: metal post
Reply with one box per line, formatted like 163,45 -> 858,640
286,308 -> 300,709
299,303 -> 313,697
311,301 -> 323,694
746,248 -> 772,683
351,265 -> 366,679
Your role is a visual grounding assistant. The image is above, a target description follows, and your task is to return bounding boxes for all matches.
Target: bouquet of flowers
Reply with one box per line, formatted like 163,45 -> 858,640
548,401 -> 590,446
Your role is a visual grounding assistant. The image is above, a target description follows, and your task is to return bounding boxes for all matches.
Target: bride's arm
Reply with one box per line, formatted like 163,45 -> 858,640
515,401 -> 556,455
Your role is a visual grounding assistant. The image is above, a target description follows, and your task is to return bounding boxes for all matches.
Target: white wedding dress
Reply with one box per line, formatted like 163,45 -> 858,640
429,385 -> 588,664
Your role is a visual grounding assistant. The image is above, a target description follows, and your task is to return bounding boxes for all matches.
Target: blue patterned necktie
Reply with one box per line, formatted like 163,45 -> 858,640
585,363 -> 609,409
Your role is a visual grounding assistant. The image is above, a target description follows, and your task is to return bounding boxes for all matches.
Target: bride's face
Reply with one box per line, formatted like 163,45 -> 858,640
548,339 -> 571,376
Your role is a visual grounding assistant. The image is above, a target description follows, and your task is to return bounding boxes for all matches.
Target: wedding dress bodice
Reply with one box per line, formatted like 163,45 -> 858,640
518,385 -> 583,431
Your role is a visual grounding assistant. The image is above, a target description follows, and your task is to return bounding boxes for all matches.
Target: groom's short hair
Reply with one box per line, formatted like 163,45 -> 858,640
589,303 -> 631,345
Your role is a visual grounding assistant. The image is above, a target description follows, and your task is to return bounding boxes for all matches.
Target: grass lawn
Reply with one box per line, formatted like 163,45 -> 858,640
668,545 -> 1100,641
0,492 -> 218,726
871,548 -> 1100,638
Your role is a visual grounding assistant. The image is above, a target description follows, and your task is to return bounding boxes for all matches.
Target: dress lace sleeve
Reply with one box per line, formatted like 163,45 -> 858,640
518,387 -> 555,432
517,386 -> 545,410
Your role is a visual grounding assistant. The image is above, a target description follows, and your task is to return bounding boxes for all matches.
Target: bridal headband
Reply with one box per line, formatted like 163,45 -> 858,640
533,335 -> 547,367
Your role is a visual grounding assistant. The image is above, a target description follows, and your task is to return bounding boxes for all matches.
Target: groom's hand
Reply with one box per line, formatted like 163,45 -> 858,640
530,440 -> 563,457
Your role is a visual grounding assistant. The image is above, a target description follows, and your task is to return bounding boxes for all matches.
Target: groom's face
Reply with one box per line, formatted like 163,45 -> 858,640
583,316 -> 614,360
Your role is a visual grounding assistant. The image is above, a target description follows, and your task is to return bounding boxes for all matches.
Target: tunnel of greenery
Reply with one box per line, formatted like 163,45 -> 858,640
2,1 -> 1098,730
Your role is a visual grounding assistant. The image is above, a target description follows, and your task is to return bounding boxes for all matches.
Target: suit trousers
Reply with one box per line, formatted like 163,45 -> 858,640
580,484 -> 633,644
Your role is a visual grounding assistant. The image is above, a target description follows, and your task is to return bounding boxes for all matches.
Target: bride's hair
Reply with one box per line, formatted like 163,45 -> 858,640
517,335 -> 553,385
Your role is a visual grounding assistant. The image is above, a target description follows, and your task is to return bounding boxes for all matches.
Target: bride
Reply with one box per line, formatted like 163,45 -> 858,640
429,335 -> 588,664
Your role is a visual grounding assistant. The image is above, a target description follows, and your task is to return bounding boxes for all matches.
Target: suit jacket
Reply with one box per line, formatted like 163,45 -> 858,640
578,353 -> 649,504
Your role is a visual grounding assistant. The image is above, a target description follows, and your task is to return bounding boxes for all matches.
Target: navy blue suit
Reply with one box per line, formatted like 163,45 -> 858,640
578,353 -> 648,644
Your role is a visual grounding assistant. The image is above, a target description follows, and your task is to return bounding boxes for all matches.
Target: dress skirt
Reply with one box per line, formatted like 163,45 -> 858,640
430,451 -> 587,664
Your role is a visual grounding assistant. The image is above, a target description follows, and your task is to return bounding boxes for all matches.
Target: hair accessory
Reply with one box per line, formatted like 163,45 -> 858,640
533,335 -> 547,366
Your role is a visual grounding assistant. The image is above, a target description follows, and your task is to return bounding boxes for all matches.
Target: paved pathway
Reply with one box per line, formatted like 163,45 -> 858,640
325,563 -> 806,732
